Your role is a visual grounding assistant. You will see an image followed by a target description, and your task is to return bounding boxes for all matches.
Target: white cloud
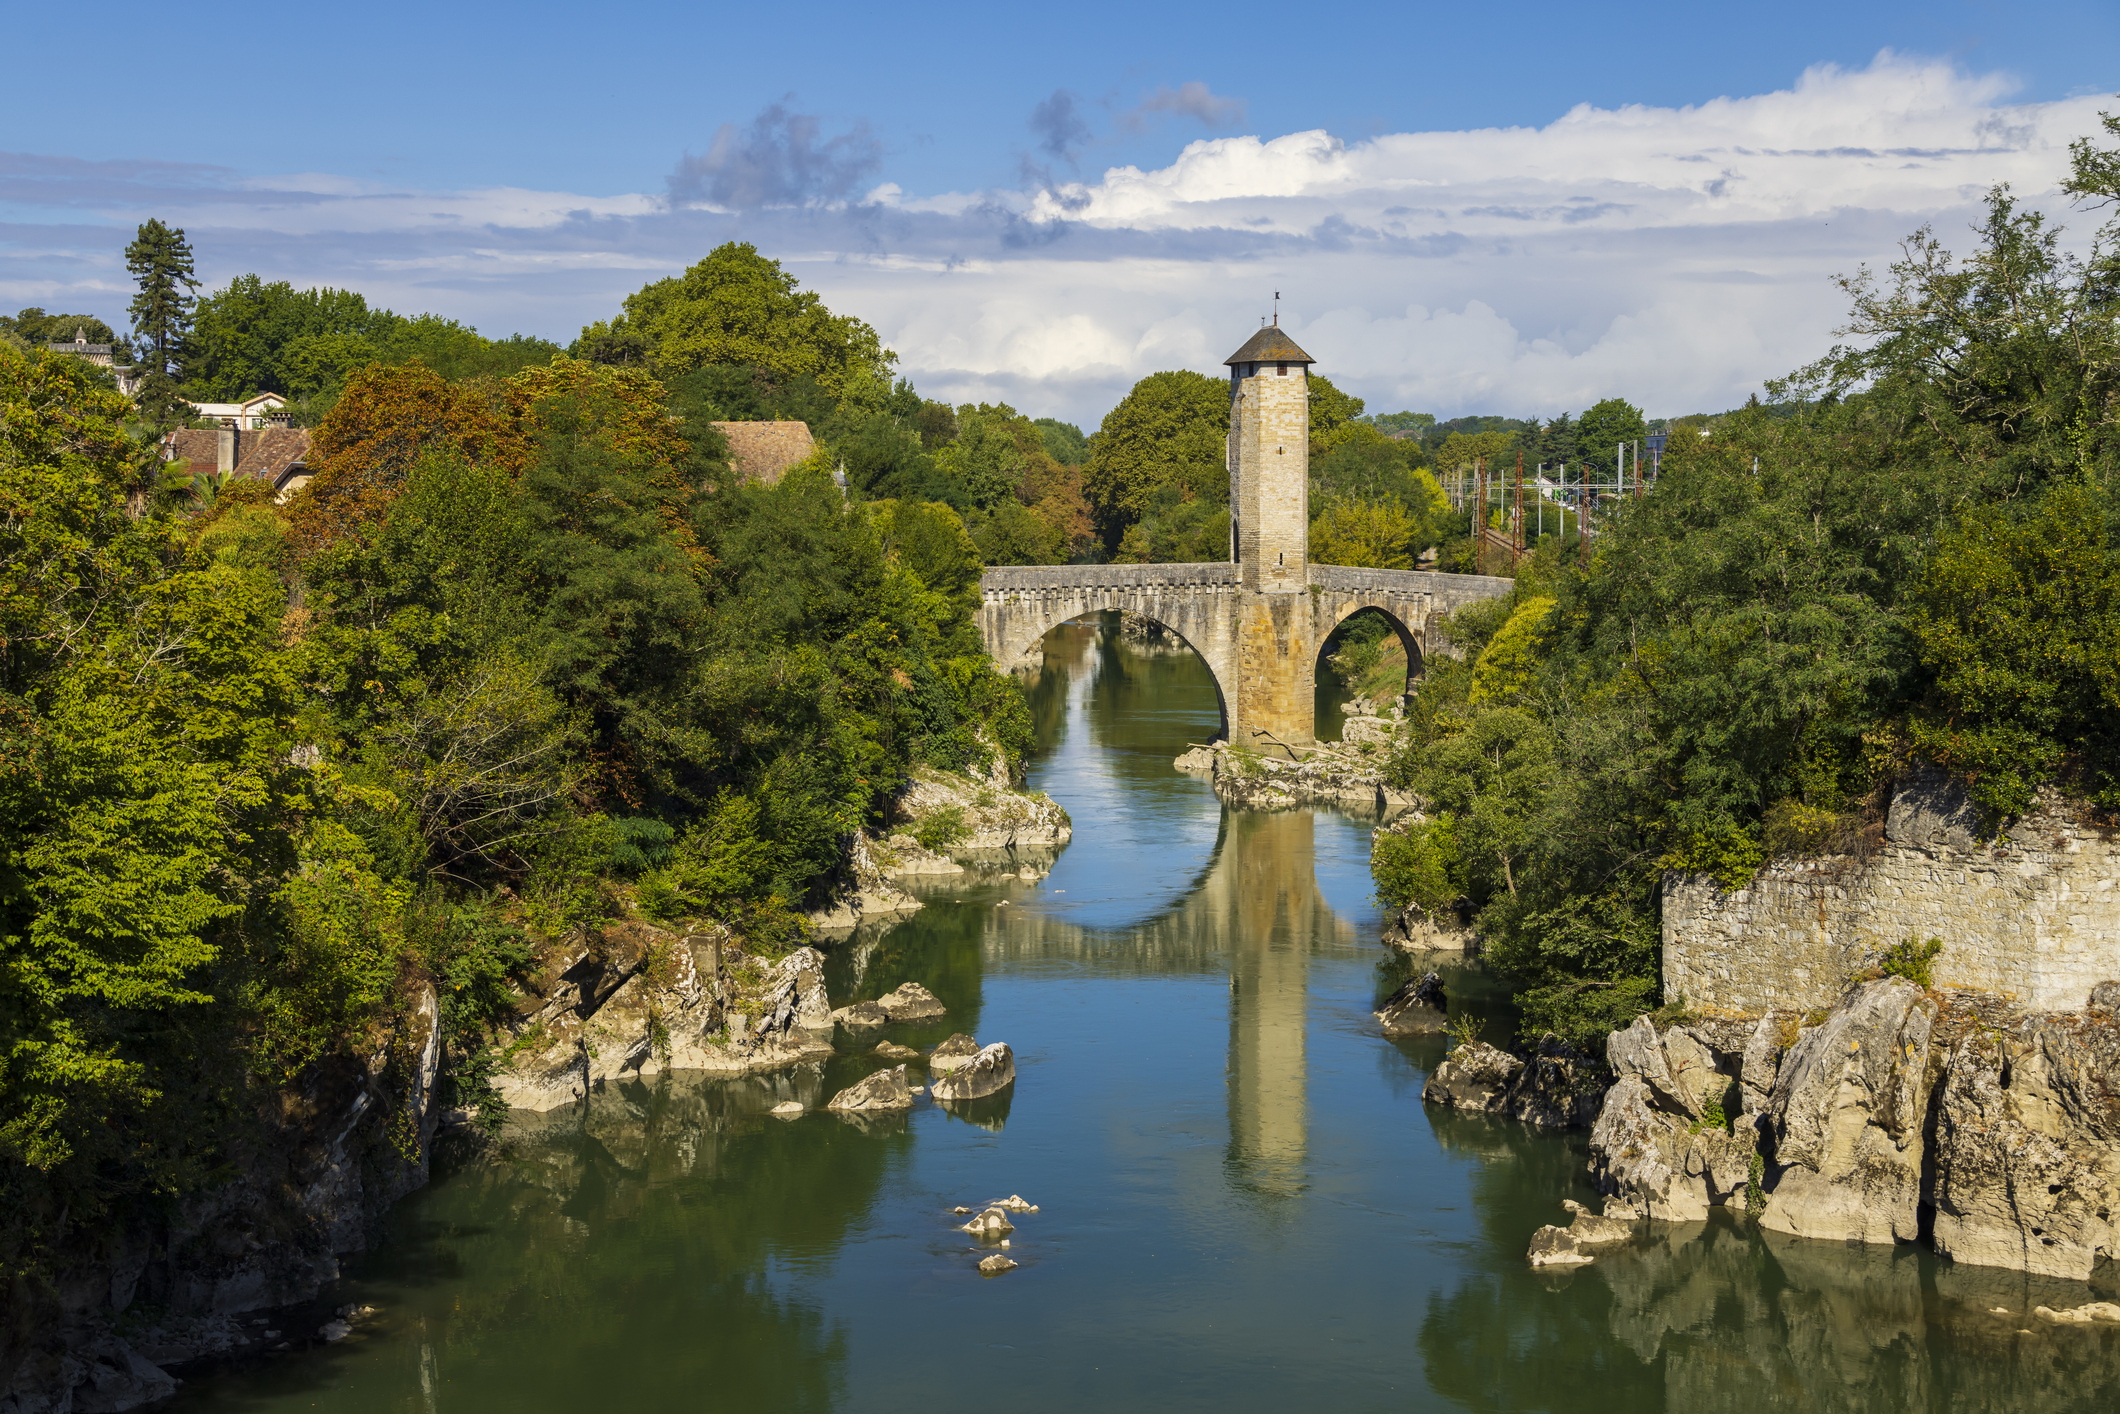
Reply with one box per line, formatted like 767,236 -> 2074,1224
1,52 -> 2108,426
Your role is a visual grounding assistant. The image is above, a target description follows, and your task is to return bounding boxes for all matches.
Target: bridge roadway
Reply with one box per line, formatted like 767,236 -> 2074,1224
977,561 -> 1514,750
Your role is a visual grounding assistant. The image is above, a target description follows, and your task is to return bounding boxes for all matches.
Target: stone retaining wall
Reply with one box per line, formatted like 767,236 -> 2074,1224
1664,773 -> 2120,1014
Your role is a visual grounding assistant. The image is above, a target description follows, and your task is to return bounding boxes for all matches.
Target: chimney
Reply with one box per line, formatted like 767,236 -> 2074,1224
217,428 -> 237,473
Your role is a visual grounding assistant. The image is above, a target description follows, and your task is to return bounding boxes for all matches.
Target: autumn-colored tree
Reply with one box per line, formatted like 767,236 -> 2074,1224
289,363 -> 527,554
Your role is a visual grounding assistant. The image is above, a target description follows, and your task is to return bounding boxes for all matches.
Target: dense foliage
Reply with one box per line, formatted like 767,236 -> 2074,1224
0,295 -> 1034,1279
1374,121 -> 2120,1046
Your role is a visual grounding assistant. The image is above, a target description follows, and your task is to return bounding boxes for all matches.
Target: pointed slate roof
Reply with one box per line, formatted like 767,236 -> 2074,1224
1224,326 -> 1314,367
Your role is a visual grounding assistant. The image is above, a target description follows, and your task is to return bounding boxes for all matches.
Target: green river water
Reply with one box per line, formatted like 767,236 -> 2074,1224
174,615 -> 2120,1413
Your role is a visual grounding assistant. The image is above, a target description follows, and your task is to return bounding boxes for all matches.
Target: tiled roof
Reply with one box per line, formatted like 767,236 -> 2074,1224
163,428 -> 313,489
712,420 -> 815,485
1223,327 -> 1315,366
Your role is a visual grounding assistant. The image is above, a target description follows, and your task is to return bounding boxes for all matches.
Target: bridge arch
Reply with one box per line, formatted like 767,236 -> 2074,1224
1316,601 -> 1427,709
979,565 -> 1241,741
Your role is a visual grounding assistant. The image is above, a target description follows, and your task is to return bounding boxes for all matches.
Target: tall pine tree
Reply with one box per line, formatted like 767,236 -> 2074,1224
125,219 -> 198,427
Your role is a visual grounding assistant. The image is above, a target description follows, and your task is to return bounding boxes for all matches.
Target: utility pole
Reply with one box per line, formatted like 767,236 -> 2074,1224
1513,449 -> 1524,566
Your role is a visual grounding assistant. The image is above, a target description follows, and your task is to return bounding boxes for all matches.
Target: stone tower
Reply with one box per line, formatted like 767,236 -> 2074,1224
1224,326 -> 1317,754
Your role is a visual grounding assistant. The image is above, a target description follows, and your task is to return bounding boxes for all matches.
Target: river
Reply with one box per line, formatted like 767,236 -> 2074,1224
175,614 -> 2120,1412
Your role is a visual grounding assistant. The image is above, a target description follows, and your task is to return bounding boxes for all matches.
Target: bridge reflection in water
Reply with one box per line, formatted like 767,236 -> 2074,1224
976,798 -> 1361,1202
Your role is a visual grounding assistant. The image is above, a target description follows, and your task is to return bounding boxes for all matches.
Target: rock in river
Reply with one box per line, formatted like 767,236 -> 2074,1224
1421,1041 -> 1524,1114
826,1065 -> 913,1113
873,1041 -> 922,1061
930,1042 -> 1015,1101
1526,1209 -> 1638,1267
978,1255 -> 1019,1276
928,1033 -> 981,1073
962,1207 -> 1015,1238
831,1001 -> 888,1031
878,982 -> 947,1021
1377,972 -> 1448,1037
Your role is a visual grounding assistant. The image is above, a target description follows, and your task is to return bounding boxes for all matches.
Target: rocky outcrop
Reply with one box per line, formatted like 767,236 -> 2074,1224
494,926 -> 834,1112
1377,972 -> 1449,1036
1421,1035 -> 1611,1129
1569,972 -> 2120,1283
806,830 -> 924,933
1928,998 -> 2120,1280
1196,738 -> 1420,815
888,759 -> 1072,859
1757,977 -> 1937,1244
1422,1041 -> 1525,1114
930,1043 -> 1016,1101
826,1065 -> 914,1113
2,991 -> 447,1414
1380,898 -> 1474,953
1589,1015 -> 1757,1222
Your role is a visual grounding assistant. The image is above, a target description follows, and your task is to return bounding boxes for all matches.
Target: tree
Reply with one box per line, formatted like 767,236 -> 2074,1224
1034,417 -> 1087,465
596,242 -> 893,393
124,219 -> 199,426
1083,370 -> 1228,545
1310,496 -> 1420,569
290,363 -> 528,554
1575,397 -> 1648,478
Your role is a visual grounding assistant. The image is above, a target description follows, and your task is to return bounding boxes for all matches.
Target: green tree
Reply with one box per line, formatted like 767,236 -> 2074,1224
1310,495 -> 1420,569
1084,370 -> 1228,546
1034,417 -> 1088,465
595,242 -> 893,393
124,219 -> 200,426
1575,397 -> 1648,477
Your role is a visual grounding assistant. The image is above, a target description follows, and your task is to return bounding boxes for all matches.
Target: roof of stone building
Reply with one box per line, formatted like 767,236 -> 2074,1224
1223,327 -> 1315,367
163,427 -> 314,489
712,420 -> 816,485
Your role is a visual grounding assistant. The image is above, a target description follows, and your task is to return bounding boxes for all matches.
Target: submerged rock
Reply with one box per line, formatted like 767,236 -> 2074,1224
878,982 -> 947,1021
1377,972 -> 1448,1037
1758,977 -> 1937,1245
930,1043 -> 1016,1101
873,1041 -> 922,1061
826,1065 -> 914,1113
928,1033 -> 981,1072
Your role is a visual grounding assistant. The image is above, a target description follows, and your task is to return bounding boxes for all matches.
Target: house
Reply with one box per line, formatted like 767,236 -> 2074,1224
712,421 -> 815,485
161,425 -> 314,500
188,393 -> 290,428
45,326 -> 142,396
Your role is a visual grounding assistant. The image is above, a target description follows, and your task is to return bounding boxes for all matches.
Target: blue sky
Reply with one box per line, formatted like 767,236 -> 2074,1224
5,0 -> 2116,425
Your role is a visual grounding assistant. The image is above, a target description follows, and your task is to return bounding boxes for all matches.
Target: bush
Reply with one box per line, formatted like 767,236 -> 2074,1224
1879,936 -> 1944,989
1372,814 -> 1462,916
913,806 -> 969,852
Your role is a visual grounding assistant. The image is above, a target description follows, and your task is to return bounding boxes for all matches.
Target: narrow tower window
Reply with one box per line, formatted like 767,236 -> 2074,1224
1276,362 -> 1288,376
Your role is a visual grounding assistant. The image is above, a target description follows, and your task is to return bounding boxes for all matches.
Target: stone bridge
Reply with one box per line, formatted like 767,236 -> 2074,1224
975,325 -> 1513,753
978,561 -> 1512,750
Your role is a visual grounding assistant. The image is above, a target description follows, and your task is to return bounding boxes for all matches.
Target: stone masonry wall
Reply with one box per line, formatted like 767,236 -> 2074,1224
1664,772 -> 2120,1015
